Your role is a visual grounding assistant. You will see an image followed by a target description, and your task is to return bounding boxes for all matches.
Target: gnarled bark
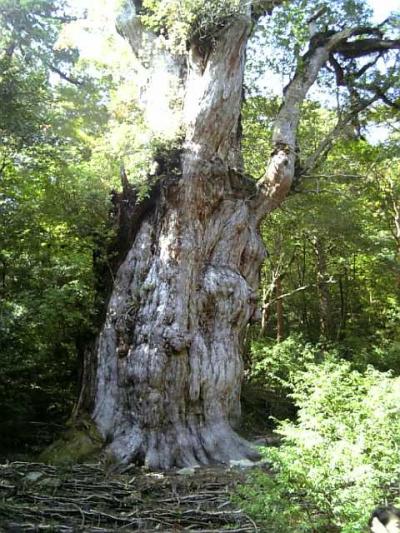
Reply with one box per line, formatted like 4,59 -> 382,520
92,169 -> 266,467
79,5 -> 267,469
71,2 -> 400,469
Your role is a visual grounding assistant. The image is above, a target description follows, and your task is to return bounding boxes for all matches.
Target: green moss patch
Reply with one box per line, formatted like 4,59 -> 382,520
39,417 -> 104,465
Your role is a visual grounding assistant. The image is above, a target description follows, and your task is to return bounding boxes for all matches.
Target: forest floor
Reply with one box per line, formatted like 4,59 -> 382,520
0,459 -> 268,532
0,385 -> 279,531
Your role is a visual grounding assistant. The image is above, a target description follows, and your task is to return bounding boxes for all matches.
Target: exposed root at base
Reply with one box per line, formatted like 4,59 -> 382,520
106,422 -> 261,469
0,461 -> 262,532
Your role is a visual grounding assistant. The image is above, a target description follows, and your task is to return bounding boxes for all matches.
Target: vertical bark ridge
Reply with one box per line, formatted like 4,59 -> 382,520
184,17 -> 251,170
92,165 -> 265,467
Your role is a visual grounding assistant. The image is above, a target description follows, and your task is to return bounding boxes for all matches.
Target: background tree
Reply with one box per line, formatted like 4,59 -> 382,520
0,0 -> 113,452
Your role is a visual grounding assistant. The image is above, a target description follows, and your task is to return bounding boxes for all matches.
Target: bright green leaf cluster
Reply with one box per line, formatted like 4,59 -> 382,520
238,358 -> 400,532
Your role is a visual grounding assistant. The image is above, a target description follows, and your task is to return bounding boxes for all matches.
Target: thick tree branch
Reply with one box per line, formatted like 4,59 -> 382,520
307,6 -> 329,37
334,38 -> 400,58
254,25 -> 400,216
328,53 -> 345,85
269,28 -> 372,150
255,28 -> 358,216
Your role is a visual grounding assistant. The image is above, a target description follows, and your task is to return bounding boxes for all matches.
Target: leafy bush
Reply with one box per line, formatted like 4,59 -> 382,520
249,335 -> 328,393
357,339 -> 400,375
237,360 -> 400,532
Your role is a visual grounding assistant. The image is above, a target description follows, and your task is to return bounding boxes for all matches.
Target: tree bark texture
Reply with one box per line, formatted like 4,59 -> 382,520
80,7 -> 272,469
76,2 -> 381,469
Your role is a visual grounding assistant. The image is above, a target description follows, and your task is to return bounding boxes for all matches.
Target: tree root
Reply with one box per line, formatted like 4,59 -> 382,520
0,461 -> 260,531
106,421 -> 261,469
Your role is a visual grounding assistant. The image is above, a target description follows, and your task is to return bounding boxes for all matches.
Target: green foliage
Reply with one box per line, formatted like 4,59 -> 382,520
243,88 -> 400,349
139,0 -> 243,52
249,0 -> 373,79
237,360 -> 400,532
242,95 -> 278,177
234,470 -> 311,532
0,0 -> 113,447
1,0 -> 399,482
250,335 -> 325,393
0,0 -> 80,84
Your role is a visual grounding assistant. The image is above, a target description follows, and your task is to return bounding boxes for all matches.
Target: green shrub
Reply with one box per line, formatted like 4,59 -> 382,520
237,360 -> 400,532
357,339 -> 400,375
249,335 -> 329,393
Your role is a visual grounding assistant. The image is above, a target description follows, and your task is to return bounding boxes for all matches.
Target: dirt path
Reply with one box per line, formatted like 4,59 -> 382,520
0,461 -> 261,532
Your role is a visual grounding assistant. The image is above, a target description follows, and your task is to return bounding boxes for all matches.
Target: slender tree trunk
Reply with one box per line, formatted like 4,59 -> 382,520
275,276 -> 284,342
390,198 -> 400,290
337,272 -> 346,340
311,235 -> 332,338
260,268 -> 280,337
260,286 -> 271,337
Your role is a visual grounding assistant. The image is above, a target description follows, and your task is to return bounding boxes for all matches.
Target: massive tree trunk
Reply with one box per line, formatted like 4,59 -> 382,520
70,2 -> 396,469
74,4 -> 307,468
76,6 -> 269,468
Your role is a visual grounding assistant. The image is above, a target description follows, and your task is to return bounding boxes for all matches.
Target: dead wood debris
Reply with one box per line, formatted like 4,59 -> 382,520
0,462 -> 259,532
